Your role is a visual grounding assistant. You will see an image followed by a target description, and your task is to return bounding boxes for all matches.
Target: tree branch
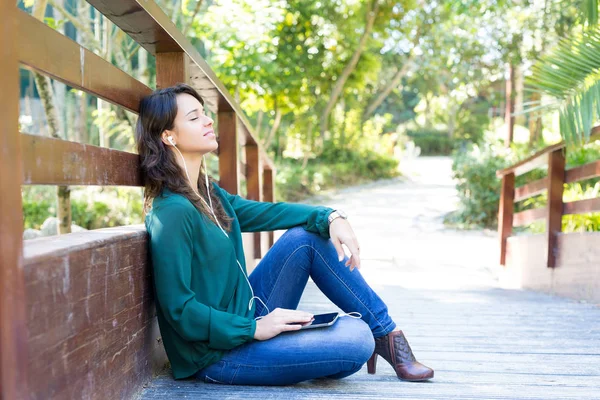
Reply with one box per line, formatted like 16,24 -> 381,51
183,0 -> 204,36
319,0 -> 380,137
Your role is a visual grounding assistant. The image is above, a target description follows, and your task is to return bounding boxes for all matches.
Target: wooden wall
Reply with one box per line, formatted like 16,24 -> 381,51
502,232 -> 600,303
23,226 -> 167,400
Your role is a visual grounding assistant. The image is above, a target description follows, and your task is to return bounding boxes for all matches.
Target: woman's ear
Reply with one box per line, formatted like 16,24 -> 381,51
161,131 -> 176,146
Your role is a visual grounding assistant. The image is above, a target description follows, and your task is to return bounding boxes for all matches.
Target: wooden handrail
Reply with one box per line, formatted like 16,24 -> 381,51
496,126 -> 600,178
498,125 -> 600,268
17,10 -> 152,113
20,134 -> 143,186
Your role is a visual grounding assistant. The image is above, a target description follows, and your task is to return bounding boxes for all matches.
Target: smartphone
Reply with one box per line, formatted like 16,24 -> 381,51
298,312 -> 339,330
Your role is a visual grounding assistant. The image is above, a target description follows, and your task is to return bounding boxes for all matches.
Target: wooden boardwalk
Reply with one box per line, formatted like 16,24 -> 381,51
139,157 -> 600,399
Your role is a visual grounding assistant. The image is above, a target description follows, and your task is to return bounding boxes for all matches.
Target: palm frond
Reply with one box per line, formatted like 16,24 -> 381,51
583,0 -> 599,27
525,28 -> 600,145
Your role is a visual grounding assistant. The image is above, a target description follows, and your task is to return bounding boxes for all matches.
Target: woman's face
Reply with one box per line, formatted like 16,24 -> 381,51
163,93 -> 217,154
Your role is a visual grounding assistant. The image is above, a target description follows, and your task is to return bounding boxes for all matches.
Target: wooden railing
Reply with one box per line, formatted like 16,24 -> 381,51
1,1 -> 275,398
497,126 -> 600,268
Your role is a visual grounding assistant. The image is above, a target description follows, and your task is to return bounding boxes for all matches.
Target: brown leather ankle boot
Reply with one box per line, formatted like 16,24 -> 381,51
367,330 -> 434,381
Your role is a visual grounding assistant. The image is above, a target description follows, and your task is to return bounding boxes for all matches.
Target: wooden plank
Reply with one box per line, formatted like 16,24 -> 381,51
156,52 -> 190,89
16,10 -> 151,114
546,149 -> 565,268
497,127 -> 600,178
514,177 -> 547,202
496,147 -> 551,178
21,133 -> 143,186
513,207 -> 546,227
245,144 -> 262,258
0,1 -> 29,397
85,0 -> 275,171
562,197 -> 600,215
565,160 -> 600,183
218,111 -> 239,194
263,168 -> 275,248
498,173 -> 514,265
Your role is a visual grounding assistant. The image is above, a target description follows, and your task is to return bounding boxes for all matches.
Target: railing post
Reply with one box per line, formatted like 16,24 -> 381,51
0,1 -> 29,397
546,148 -> 565,268
263,168 -> 275,248
156,52 -> 190,88
245,143 -> 262,257
498,172 -> 515,266
218,111 -> 239,194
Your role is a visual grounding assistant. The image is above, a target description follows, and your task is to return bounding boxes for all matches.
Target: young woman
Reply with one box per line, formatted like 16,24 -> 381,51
136,83 -> 434,386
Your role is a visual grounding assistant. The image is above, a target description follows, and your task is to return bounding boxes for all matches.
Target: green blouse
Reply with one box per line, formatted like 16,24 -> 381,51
145,182 -> 334,379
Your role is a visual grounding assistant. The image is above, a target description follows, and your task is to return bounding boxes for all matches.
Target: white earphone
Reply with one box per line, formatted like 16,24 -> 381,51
167,134 -> 269,319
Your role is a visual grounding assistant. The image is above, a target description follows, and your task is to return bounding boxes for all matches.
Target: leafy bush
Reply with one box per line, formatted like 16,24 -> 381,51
448,137 -> 600,232
406,129 -> 454,155
22,186 -> 144,231
447,142 -> 513,228
276,149 -> 400,202
22,199 -> 54,229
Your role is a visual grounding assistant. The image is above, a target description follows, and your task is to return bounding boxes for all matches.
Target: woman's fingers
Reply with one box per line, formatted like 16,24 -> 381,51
275,308 -> 313,322
281,313 -> 313,324
280,324 -> 303,332
343,239 -> 361,270
332,237 -> 345,261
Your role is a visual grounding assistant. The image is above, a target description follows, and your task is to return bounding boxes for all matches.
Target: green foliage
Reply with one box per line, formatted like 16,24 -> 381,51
22,187 -> 144,232
447,141 -> 515,228
527,28 -> 600,145
275,149 -> 400,202
406,129 -> 454,155
22,199 -> 55,229
448,137 -> 600,232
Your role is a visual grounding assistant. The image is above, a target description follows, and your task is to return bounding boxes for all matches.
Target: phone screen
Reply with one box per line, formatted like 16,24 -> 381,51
299,312 -> 339,329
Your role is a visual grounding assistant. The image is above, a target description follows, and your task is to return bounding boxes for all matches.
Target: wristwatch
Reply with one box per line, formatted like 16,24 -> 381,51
328,209 -> 348,225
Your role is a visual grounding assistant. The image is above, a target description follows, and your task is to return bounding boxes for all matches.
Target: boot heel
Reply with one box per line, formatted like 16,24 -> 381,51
367,352 -> 377,374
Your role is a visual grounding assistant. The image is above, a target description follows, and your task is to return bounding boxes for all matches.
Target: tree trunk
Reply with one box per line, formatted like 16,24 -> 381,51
505,63 -> 515,147
183,0 -> 204,36
340,98 -> 347,149
52,0 -> 67,137
264,107 -> 282,150
255,110 -> 264,138
33,0 -> 71,234
319,0 -> 380,137
528,92 -> 543,147
301,121 -> 315,169
76,92 -> 87,143
363,56 -> 413,121
514,65 -> 525,126
138,48 -> 149,85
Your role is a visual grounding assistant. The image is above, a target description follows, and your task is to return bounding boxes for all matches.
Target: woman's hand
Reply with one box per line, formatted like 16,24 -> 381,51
329,218 -> 361,271
254,308 -> 314,341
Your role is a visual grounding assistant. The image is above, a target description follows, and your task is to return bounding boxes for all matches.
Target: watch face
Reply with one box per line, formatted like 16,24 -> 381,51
338,210 -> 347,218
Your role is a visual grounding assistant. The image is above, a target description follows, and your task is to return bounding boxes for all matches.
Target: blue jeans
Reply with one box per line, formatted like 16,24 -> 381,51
195,227 -> 397,385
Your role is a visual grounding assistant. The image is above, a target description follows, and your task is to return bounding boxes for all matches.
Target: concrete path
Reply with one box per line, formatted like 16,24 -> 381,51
140,156 -> 600,400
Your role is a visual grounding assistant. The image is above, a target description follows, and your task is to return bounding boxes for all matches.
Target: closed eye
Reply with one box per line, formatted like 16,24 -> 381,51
190,117 -> 198,121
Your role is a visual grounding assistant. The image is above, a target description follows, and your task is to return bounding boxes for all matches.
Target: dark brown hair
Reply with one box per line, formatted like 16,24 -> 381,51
135,83 -> 232,231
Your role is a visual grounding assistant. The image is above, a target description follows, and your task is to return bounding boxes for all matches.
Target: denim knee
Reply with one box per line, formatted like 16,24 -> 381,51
333,317 -> 375,364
